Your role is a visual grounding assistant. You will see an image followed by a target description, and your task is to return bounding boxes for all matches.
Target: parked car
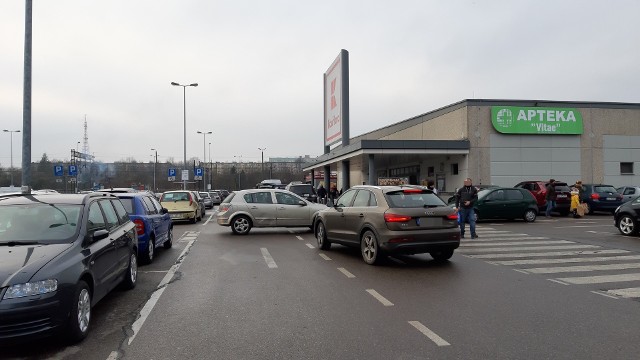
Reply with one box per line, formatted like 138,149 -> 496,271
160,190 -> 202,223
285,182 -> 318,203
314,185 -> 460,265
514,181 -> 572,216
209,191 -> 222,205
614,195 -> 640,235
215,189 -> 230,201
617,186 -> 640,203
191,191 -> 206,216
199,192 -> 214,209
579,184 -> 624,214
473,187 -> 538,222
216,189 -> 326,235
0,192 -> 138,343
95,187 -> 139,193
115,193 -> 173,264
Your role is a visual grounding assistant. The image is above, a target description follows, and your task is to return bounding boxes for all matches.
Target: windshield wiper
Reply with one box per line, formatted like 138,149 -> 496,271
0,241 -> 43,246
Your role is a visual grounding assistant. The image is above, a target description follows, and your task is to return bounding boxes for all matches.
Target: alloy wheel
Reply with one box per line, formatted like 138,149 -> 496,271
619,216 -> 635,235
77,289 -> 91,333
129,254 -> 138,284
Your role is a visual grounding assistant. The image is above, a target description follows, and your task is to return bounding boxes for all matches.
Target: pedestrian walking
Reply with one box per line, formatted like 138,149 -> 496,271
427,179 -> 438,195
328,185 -> 338,206
317,184 -> 327,204
454,178 -> 479,239
545,179 -> 557,218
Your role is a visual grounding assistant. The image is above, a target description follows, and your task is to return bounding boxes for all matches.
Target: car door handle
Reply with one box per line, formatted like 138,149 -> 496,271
358,214 -> 364,217
250,206 -> 258,209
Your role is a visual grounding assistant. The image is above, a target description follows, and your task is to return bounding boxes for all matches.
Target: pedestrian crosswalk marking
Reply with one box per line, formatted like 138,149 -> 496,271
464,237 -> 549,242
555,273 -> 640,285
460,240 -> 573,247
606,287 -> 640,298
470,233 -> 530,237
459,244 -> 599,253
468,249 -> 629,259
488,255 -> 640,266
522,263 -> 640,274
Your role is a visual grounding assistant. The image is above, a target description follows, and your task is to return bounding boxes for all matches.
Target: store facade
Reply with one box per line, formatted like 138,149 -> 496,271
304,99 -> 640,193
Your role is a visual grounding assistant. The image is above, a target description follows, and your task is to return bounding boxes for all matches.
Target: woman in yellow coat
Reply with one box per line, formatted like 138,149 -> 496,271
570,188 -> 581,217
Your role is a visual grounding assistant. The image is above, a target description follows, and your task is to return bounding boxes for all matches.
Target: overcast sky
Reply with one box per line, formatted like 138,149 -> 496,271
1,0 -> 639,166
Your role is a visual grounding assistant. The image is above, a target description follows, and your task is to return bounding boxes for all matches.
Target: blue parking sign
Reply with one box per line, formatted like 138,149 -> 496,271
54,165 -> 64,176
168,168 -> 176,177
195,168 -> 203,176
69,165 -> 78,176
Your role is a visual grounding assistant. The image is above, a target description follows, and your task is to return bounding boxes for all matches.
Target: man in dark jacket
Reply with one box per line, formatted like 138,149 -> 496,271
317,184 -> 327,204
545,179 -> 557,218
455,178 -> 479,239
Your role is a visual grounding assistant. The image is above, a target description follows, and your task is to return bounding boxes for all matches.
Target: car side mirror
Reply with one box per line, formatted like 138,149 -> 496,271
92,229 -> 109,241
161,208 -> 169,214
298,201 -> 307,206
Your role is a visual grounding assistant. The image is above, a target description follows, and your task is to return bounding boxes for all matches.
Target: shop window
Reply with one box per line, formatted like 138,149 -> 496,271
451,163 -> 459,175
621,162 -> 634,174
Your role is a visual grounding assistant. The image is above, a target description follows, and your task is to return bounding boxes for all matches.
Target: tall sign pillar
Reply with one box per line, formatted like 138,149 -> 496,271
324,49 -> 350,188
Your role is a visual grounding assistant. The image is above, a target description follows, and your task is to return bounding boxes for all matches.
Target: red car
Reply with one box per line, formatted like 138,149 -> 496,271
514,181 -> 572,216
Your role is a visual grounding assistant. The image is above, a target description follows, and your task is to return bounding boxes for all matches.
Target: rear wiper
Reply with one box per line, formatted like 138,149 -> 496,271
0,241 -> 43,246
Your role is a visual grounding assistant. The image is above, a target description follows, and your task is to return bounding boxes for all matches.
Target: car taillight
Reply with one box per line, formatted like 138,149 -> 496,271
188,193 -> 193,206
220,204 -> 230,212
389,237 -> 415,243
591,193 -> 599,200
384,213 -> 412,222
446,213 -> 458,220
133,219 -> 145,236
402,188 -> 423,193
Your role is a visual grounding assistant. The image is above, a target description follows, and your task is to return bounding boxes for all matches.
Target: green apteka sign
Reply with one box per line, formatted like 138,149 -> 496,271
491,106 -> 583,134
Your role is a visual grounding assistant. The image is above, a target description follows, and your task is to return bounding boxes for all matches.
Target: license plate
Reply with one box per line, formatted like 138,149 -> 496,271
303,193 -> 309,197
556,195 -> 567,198
606,197 -> 616,201
416,217 -> 442,226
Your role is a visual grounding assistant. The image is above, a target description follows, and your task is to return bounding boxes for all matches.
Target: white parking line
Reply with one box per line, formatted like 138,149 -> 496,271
458,245 -> 599,253
488,255 -> 640,266
366,289 -> 394,306
556,273 -> 640,285
547,279 -> 571,286
319,253 -> 332,261
306,243 -> 315,249
467,249 -> 629,259
261,248 -> 278,269
296,235 -> 304,241
464,237 -> 549,242
521,263 -> 640,274
460,240 -> 573,247
606,287 -> 640,298
127,235 -> 198,346
408,321 -> 450,346
202,213 -> 214,225
337,267 -> 356,278
591,291 -> 619,299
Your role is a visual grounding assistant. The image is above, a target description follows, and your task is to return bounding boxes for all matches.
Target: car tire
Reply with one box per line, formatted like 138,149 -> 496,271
231,215 -> 252,235
141,239 -> 154,265
361,230 -> 382,265
430,248 -> 455,261
524,209 -> 537,222
163,227 -> 173,249
66,280 -> 91,343
316,221 -> 331,250
190,215 -> 197,224
121,252 -> 138,290
618,215 -> 637,236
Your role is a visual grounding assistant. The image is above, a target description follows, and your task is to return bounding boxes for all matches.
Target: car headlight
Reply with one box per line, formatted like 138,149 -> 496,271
3,279 -> 58,300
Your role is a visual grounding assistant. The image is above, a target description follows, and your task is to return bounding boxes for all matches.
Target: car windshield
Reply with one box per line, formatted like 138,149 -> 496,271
0,204 -> 82,243
289,185 -> 314,195
385,190 -> 446,208
161,192 -> 190,201
594,185 -> 618,193
555,185 -> 571,192
478,189 -> 493,199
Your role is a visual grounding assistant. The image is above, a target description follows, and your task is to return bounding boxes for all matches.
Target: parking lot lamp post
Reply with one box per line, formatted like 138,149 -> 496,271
171,81 -> 198,190
197,131 -> 212,191
258,147 -> 266,180
150,148 -> 157,192
234,155 -> 242,190
3,129 -> 20,186
208,142 -> 212,189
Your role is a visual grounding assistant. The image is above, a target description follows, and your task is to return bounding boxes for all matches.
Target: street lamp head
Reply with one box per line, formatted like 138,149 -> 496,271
171,82 -> 180,86
206,131 -> 212,134
150,148 -> 156,151
189,83 -> 198,87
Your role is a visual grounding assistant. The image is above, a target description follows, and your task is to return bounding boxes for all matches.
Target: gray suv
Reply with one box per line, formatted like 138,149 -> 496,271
285,183 -> 318,203
314,185 -> 460,265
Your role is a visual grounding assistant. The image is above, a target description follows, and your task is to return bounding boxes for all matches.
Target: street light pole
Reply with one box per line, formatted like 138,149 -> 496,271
171,81 -> 198,190
197,131 -> 212,191
3,129 -> 21,186
208,142 -> 212,190
258,147 -> 266,180
234,155 -> 242,190
150,148 -> 157,192
75,141 -> 80,193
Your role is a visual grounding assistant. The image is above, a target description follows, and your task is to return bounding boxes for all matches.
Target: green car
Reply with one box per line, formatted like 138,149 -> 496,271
450,187 -> 538,222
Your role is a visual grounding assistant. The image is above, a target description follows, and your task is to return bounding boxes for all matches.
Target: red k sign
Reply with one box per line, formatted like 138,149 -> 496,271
330,78 -> 337,110
325,52 -> 342,145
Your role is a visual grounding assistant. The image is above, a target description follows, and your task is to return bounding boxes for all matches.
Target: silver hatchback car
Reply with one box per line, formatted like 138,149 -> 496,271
216,189 -> 327,235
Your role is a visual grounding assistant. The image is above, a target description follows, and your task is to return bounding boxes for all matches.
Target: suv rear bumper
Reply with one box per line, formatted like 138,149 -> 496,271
379,228 -> 460,255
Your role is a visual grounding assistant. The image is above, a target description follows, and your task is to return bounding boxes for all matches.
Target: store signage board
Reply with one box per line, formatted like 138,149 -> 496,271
491,106 -> 583,134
